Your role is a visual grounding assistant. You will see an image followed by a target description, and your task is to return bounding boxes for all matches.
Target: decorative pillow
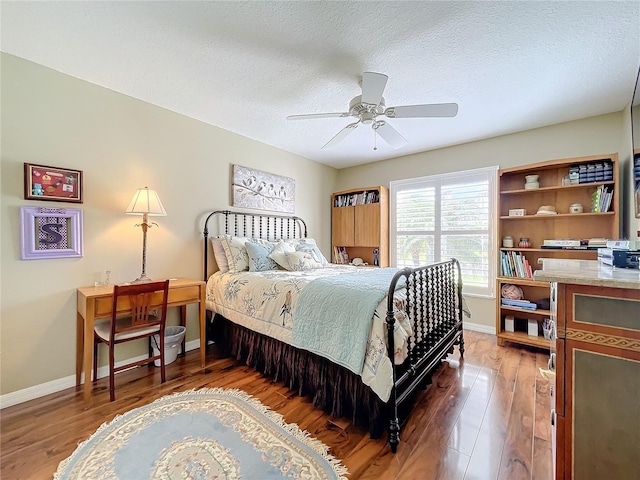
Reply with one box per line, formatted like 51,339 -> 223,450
294,242 -> 329,266
218,234 -> 250,273
271,240 -> 296,256
281,238 -> 330,266
210,237 -> 229,273
245,241 -> 278,272
269,241 -> 323,271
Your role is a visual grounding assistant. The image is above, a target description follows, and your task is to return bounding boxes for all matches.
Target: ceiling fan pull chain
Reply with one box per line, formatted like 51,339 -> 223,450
374,128 -> 378,151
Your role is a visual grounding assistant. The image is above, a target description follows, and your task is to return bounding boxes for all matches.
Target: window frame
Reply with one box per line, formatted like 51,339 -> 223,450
390,166 -> 498,298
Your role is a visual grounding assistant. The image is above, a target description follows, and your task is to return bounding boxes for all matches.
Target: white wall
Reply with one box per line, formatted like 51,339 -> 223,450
0,54 -> 338,397
2,52 -> 636,403
336,111 -> 635,329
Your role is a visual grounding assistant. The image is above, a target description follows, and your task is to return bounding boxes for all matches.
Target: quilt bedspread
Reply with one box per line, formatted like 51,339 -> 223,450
206,265 -> 412,402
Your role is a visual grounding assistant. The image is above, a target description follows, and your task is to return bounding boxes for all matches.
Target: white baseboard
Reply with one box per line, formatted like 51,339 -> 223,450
1,325 -> 493,409
463,322 -> 496,335
0,338 -> 201,409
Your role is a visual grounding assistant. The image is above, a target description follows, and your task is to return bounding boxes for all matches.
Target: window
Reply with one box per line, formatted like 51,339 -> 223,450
390,166 -> 497,297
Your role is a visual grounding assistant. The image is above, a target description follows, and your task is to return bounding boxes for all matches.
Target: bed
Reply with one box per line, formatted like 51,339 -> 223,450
202,209 -> 464,452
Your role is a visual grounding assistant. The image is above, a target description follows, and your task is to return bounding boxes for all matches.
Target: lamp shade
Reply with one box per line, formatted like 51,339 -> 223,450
125,187 -> 166,216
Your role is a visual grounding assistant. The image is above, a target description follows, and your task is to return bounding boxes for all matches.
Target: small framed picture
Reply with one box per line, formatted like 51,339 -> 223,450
20,206 -> 84,260
24,163 -> 83,203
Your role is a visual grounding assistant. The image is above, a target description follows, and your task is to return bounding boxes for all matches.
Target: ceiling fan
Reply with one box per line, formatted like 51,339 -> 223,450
286,72 -> 458,150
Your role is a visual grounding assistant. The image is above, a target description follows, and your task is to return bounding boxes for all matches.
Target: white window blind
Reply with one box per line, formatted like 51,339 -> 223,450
390,166 -> 497,297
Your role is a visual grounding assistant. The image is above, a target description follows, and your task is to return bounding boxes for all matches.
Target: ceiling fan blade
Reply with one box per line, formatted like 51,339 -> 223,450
374,121 -> 407,149
385,103 -> 458,118
287,112 -> 350,120
361,72 -> 388,106
321,122 -> 360,149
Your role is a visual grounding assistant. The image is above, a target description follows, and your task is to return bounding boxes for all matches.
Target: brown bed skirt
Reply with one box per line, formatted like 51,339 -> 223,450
211,313 -> 387,437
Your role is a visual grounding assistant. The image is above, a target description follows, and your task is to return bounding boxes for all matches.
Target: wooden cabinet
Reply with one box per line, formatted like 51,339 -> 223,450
496,154 -> 620,349
331,186 -> 389,267
550,282 -> 640,479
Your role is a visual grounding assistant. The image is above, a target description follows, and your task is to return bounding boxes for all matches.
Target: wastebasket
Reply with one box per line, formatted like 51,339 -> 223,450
151,326 -> 187,366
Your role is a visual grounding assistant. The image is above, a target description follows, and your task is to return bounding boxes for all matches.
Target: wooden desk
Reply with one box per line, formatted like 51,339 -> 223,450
76,278 -> 206,401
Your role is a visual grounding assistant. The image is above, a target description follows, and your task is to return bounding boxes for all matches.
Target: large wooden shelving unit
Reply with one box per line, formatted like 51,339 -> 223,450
496,154 -> 620,349
331,186 -> 389,267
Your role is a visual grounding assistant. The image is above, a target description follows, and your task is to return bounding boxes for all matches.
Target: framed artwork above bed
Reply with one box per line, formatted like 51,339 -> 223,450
232,164 -> 295,213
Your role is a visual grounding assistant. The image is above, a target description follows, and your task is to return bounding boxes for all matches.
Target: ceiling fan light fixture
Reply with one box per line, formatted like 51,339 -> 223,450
361,111 -> 375,125
286,71 -> 458,150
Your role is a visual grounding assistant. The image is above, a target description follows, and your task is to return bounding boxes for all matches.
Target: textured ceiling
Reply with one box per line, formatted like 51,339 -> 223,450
2,1 -> 639,169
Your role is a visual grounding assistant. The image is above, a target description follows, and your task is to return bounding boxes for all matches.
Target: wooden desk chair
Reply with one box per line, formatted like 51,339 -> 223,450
93,280 -> 170,401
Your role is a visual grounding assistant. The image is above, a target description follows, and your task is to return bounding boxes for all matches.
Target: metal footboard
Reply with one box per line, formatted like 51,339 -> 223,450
385,258 -> 464,452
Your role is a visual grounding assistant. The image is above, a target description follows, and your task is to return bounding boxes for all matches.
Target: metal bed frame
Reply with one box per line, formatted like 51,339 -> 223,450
202,209 -> 464,453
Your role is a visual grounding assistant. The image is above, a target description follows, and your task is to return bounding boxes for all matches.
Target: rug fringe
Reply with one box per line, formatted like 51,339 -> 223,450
166,387 -> 350,479
55,387 -> 350,480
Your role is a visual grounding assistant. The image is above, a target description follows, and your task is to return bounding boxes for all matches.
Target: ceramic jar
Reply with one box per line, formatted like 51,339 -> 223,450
569,203 -> 583,214
524,175 -> 539,190
503,235 -> 514,248
518,237 -> 531,248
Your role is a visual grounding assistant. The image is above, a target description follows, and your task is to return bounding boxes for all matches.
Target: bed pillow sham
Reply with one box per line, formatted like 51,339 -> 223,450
281,238 -> 330,266
210,237 -> 229,273
218,234 -> 251,273
269,241 -> 323,271
245,240 -> 279,272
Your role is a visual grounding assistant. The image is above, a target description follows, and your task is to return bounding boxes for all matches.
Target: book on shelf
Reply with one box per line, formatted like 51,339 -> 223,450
333,246 -> 350,264
591,185 -> 613,213
540,245 -> 597,250
501,299 -> 538,310
588,237 -> 608,247
500,251 -> 533,278
334,190 -> 380,207
543,239 -> 582,247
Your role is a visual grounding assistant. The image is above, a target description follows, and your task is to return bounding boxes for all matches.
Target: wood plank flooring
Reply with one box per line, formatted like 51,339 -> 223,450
0,331 -> 552,479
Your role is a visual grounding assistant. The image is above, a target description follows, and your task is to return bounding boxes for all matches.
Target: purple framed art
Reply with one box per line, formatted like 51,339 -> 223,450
20,207 -> 84,260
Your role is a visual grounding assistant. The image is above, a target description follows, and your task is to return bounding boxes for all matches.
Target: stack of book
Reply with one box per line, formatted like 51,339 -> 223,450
334,190 -> 380,207
588,238 -> 608,248
541,239 -> 591,250
333,246 -> 349,264
592,185 -> 613,213
501,298 -> 537,310
500,251 -> 533,278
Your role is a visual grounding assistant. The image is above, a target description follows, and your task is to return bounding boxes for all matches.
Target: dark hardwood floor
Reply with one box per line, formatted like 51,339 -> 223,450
1,330 -> 552,479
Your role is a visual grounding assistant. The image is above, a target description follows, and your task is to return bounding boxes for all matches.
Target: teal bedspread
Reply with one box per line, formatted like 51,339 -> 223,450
292,268 -> 405,375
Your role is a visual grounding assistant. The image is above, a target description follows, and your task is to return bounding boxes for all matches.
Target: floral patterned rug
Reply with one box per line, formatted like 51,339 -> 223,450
54,388 -> 349,479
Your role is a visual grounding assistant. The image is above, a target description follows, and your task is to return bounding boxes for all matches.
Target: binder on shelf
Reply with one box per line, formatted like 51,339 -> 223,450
527,319 -> 539,336
504,315 -> 515,332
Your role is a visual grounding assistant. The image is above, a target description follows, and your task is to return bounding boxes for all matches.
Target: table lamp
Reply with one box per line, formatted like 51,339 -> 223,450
125,187 -> 166,283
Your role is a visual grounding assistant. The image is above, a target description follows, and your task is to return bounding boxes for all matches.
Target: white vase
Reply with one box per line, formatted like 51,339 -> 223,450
524,174 -> 539,189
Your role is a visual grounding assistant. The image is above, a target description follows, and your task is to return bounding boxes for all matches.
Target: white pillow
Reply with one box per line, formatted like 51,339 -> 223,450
218,234 -> 251,273
282,238 -> 330,266
269,241 -> 323,271
210,237 -> 229,273
271,240 -> 296,255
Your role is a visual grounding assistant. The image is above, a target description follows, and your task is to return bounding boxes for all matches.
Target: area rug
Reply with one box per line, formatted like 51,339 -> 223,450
54,388 -> 349,479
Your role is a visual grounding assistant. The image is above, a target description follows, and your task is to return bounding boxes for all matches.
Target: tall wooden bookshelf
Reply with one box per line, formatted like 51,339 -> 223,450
496,153 -> 620,348
331,186 -> 389,267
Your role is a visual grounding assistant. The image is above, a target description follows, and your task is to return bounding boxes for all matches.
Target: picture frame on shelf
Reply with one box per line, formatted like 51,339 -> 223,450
20,206 -> 84,260
24,163 -> 83,203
